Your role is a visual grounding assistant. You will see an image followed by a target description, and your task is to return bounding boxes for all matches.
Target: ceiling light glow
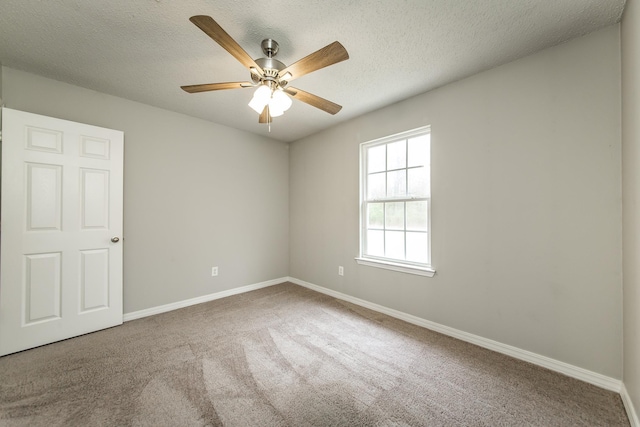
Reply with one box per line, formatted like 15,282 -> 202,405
248,85 -> 292,117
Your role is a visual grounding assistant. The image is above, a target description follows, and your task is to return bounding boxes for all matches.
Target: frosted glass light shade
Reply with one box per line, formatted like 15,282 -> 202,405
269,105 -> 285,117
266,90 -> 291,117
248,86 -> 292,117
249,97 -> 267,114
271,90 -> 292,112
248,85 -> 271,113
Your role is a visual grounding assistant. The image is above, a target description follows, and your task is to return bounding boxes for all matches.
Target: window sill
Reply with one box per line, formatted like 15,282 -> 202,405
355,257 -> 436,277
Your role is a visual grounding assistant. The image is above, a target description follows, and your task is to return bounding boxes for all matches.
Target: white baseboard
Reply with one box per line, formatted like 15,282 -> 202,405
622,384 -> 640,427
287,276 -> 623,393
123,277 -> 287,322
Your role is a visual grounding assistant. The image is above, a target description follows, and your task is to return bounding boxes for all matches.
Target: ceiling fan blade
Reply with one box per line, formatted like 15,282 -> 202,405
279,41 -> 348,82
258,106 -> 272,124
190,15 -> 263,74
181,82 -> 254,93
284,87 -> 342,115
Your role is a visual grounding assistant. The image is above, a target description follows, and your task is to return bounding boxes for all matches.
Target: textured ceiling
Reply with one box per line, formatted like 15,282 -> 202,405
0,0 -> 627,142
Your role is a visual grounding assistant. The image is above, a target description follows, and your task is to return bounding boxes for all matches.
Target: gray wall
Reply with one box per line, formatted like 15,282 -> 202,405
1,66 -> 290,314
622,0 -> 640,416
0,21 -> 627,385
289,26 -> 622,378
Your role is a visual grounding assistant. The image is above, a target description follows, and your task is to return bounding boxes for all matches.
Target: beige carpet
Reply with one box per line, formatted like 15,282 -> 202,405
0,282 -> 630,426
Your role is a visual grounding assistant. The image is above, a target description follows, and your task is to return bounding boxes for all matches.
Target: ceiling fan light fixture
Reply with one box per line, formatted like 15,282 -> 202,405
248,85 -> 271,113
248,97 -> 266,114
269,104 -> 285,117
182,16 -> 349,125
271,90 -> 292,112
265,96 -> 285,117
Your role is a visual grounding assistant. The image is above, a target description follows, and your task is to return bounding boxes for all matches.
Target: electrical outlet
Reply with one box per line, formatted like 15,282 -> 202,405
338,266 -> 344,276
211,266 -> 218,276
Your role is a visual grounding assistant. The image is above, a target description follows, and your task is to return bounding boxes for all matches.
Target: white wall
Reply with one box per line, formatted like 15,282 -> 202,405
1,66 -> 290,314
290,26 -> 622,378
622,0 -> 640,419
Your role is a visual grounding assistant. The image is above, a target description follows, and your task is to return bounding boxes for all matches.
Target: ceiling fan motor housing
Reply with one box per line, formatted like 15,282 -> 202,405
253,56 -> 286,85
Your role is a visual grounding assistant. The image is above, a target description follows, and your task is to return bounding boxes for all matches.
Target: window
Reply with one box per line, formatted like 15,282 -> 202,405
356,126 -> 434,277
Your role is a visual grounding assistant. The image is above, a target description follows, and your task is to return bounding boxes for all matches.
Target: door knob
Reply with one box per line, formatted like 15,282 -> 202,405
111,237 -> 120,243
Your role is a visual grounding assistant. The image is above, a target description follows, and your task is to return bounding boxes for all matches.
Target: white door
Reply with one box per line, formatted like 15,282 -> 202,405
0,108 -> 124,356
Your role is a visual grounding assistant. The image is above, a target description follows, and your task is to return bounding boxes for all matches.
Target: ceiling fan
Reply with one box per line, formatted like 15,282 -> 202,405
181,15 -> 349,125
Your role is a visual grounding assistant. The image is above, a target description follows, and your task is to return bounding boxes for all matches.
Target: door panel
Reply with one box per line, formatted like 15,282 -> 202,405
80,249 -> 110,312
80,135 -> 110,159
25,252 -> 62,323
25,126 -> 63,153
0,107 -> 124,356
81,168 -> 110,229
26,163 -> 62,230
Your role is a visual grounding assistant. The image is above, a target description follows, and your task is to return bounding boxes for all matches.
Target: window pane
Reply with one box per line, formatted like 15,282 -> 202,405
385,202 -> 404,230
367,203 -> 384,229
368,145 -> 386,173
361,128 -> 431,268
385,231 -> 405,260
387,170 -> 406,197
367,172 -> 385,200
408,167 -> 429,197
406,201 -> 428,231
408,134 -> 430,167
367,230 -> 384,257
406,232 -> 428,263
387,140 -> 406,170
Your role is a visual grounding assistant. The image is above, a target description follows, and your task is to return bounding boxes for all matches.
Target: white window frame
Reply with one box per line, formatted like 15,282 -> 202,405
356,126 -> 435,277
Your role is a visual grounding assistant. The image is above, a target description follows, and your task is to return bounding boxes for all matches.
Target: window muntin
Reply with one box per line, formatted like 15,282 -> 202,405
359,127 -> 431,271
